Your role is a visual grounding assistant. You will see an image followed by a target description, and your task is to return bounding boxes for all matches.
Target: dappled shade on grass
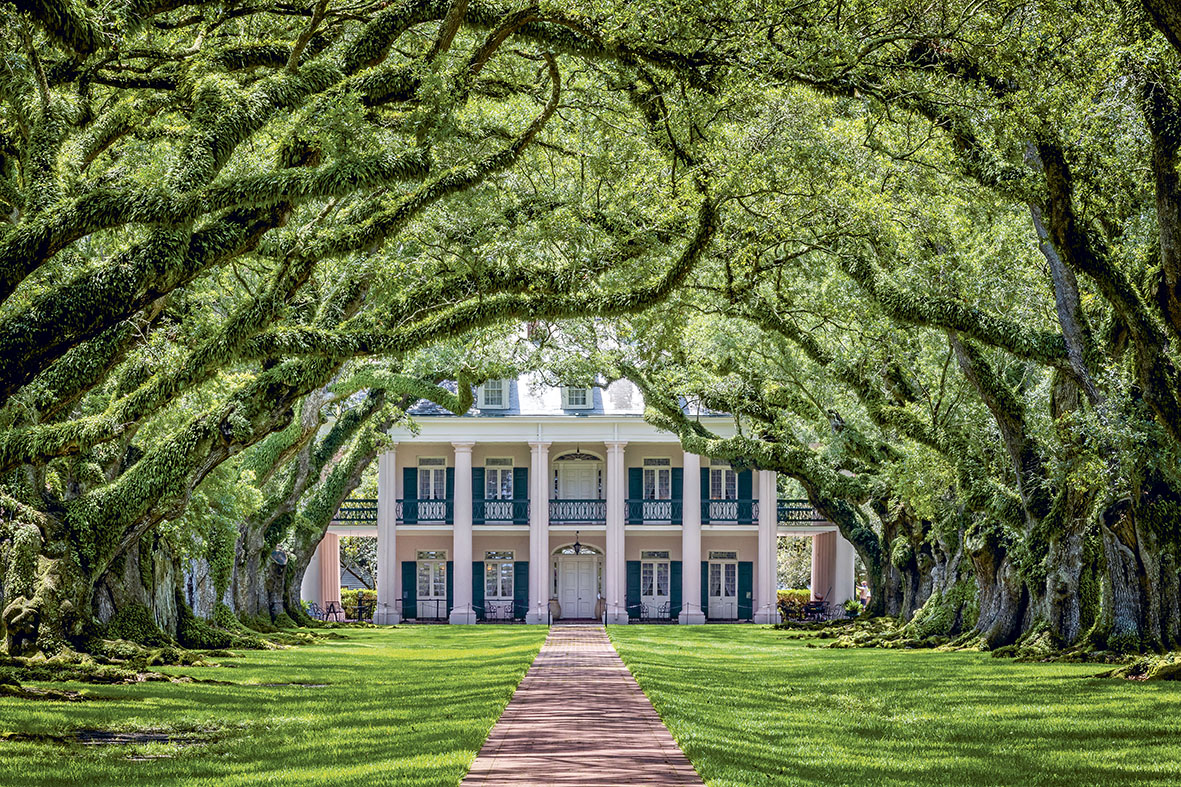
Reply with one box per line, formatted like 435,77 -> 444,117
610,626 -> 1181,787
0,627 -> 546,786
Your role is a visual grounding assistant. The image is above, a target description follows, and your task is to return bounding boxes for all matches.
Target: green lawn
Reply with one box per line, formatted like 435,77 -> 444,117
0,626 -> 546,787
610,625 -> 1181,787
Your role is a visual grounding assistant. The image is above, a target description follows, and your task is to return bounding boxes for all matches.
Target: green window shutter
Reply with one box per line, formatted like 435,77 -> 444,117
670,561 -> 682,620
671,468 -> 683,524
514,561 -> 529,619
445,467 -> 455,524
401,561 -> 417,619
446,561 -> 454,616
472,468 -> 485,524
738,470 -> 753,523
701,561 -> 708,617
626,561 -> 641,620
701,467 -> 710,495
445,467 -> 455,498
472,561 -> 485,620
513,467 -> 529,525
738,561 -> 753,619
627,468 -> 642,523
402,468 -> 417,524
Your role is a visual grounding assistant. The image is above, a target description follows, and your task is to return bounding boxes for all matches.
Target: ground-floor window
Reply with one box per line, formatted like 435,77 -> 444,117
640,550 -> 670,598
417,550 -> 447,600
484,550 -> 514,599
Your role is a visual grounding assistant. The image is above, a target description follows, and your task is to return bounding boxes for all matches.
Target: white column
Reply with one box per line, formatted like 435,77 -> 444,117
301,541 -> 323,607
450,441 -> 477,624
811,531 -> 835,601
832,530 -> 857,606
320,532 -> 341,610
526,441 -> 551,623
375,447 -> 400,624
604,441 -> 628,624
679,452 -> 706,624
754,469 -> 779,623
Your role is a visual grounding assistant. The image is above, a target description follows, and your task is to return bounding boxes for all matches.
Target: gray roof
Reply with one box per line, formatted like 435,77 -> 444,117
406,374 -> 729,419
407,375 -> 645,417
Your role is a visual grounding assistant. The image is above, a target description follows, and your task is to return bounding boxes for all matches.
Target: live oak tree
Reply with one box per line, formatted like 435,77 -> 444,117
0,0 -> 721,654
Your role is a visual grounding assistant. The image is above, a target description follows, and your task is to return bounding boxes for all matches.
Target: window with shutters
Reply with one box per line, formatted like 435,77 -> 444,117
484,551 -> 514,599
417,457 -> 446,500
416,551 -> 447,599
643,457 -> 672,500
485,458 -> 513,499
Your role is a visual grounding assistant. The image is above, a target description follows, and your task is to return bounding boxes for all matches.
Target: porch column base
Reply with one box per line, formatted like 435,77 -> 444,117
678,607 -> 706,625
606,611 -> 630,625
449,608 -> 478,625
525,610 -> 547,625
753,606 -> 779,624
373,610 -> 401,625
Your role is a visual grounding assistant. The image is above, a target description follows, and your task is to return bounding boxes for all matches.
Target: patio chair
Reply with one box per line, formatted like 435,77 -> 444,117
324,601 -> 344,622
307,602 -> 323,621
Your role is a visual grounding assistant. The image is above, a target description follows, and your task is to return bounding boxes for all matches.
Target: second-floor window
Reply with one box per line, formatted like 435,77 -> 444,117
643,457 -> 672,500
485,458 -> 513,499
418,457 -> 446,499
710,460 -> 738,499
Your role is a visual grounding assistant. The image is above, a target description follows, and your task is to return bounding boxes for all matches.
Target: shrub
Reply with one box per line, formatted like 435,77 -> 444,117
777,589 -> 811,621
340,588 -> 377,620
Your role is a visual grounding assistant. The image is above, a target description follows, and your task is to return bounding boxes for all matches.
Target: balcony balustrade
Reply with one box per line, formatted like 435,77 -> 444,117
625,498 -> 683,524
336,496 -> 827,527
700,498 -> 758,524
549,498 -> 607,524
474,498 -> 530,524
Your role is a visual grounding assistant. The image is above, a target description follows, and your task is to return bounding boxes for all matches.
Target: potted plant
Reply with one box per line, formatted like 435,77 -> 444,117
843,598 -> 862,619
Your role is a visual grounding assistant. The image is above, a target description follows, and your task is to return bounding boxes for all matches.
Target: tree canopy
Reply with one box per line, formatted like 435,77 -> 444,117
1,0 -> 1180,661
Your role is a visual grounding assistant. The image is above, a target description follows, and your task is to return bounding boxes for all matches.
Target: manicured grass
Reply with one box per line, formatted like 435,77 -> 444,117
610,625 -> 1181,787
0,626 -> 546,786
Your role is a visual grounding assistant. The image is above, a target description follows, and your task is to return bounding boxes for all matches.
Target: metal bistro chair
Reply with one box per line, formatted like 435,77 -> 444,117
487,600 -> 513,622
307,602 -> 323,621
324,601 -> 345,622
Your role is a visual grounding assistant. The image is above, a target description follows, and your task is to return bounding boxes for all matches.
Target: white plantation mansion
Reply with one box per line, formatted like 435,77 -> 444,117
301,375 -> 856,624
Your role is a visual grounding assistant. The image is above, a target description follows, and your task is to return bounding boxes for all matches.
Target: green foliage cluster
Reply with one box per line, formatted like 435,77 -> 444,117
103,604 -> 171,648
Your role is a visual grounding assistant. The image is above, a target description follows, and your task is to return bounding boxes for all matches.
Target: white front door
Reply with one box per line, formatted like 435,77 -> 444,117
708,561 -> 738,620
558,556 -> 598,618
558,463 -> 598,499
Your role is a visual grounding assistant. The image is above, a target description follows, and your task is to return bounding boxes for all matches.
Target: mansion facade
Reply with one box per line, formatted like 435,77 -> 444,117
301,376 -> 856,624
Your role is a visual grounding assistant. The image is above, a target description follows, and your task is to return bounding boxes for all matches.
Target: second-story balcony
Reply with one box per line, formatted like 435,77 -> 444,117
344,496 -> 827,527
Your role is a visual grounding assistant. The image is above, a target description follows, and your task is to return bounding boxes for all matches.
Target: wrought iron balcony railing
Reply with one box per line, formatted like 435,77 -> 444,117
625,498 -> 683,524
396,498 -> 454,523
474,498 -> 530,524
549,498 -> 607,524
701,498 -> 757,524
777,499 -> 825,522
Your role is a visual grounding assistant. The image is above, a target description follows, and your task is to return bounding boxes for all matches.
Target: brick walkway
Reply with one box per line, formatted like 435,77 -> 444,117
462,625 -> 703,786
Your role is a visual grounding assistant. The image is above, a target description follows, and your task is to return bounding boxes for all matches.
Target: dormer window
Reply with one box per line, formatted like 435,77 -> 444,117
478,379 -> 508,409
562,386 -> 592,409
